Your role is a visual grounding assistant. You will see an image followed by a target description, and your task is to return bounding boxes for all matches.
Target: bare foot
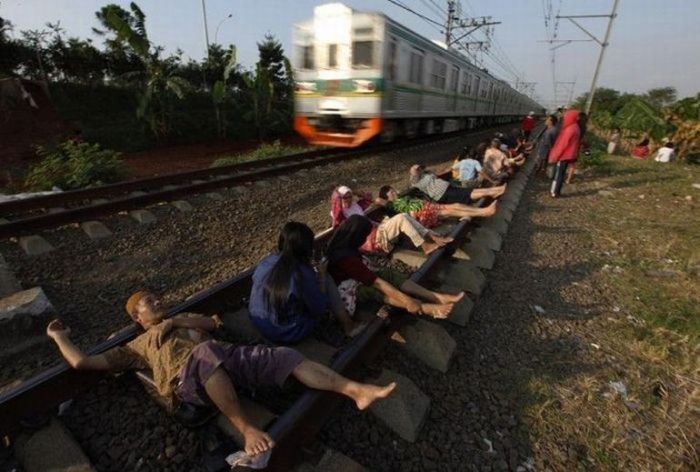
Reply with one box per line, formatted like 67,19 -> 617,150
421,241 -> 441,255
354,382 -> 397,410
420,303 -> 454,319
435,291 -> 465,304
242,426 -> 275,456
430,233 -> 454,246
479,201 -> 497,217
492,184 -> 507,198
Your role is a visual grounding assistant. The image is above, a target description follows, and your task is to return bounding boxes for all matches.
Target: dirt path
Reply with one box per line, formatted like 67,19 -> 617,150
321,157 -> 699,471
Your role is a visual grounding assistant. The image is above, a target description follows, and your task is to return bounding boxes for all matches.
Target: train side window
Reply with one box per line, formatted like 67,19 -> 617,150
352,41 -> 375,68
430,59 -> 446,89
473,76 -> 480,97
328,44 -> 338,68
300,45 -> 314,69
450,66 -> 459,92
388,41 -> 397,80
409,50 -> 423,85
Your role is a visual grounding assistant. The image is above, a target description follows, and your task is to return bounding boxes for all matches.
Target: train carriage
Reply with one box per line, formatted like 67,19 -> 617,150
293,3 -> 541,147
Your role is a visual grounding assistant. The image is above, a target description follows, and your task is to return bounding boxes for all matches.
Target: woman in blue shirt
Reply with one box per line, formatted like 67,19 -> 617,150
249,222 -> 360,344
451,144 -> 486,190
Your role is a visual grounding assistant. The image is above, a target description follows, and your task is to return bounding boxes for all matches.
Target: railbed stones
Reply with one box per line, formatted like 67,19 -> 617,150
18,235 -> 54,256
80,221 -> 112,240
391,318 -> 456,372
15,418 -> 95,472
369,369 -> 430,442
0,253 -> 21,297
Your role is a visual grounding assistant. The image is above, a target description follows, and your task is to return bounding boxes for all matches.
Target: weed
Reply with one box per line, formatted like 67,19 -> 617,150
210,140 -> 305,167
25,140 -> 127,191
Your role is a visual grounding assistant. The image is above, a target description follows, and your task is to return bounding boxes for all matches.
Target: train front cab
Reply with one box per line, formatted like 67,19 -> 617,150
293,4 -> 384,147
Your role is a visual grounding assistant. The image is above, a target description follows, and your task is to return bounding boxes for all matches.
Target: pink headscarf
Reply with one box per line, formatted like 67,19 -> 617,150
330,186 -> 367,227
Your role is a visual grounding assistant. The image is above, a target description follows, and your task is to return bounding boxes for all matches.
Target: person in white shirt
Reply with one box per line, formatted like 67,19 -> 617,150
654,142 -> 676,163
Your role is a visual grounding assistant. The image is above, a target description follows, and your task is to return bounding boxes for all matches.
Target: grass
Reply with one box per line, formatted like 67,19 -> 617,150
210,140 -> 307,167
524,147 -> 699,470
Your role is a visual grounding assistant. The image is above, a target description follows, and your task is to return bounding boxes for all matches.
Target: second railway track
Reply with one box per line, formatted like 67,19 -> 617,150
0,129 -> 496,240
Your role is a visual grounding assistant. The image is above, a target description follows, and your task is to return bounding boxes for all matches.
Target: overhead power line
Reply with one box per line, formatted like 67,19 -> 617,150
385,0 -> 444,29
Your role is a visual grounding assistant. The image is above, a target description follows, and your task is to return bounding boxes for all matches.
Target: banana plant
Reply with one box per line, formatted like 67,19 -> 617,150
211,45 -> 237,138
98,2 -> 191,140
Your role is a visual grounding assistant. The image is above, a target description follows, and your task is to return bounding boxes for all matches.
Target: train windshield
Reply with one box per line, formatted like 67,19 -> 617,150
352,41 -> 377,68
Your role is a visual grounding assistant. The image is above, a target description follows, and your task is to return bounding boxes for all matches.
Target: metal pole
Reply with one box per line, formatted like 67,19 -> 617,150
201,0 -> 211,58
445,1 -> 455,46
585,0 -> 620,114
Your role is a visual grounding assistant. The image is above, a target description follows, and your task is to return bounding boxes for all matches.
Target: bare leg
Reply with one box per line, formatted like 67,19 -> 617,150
400,279 -> 464,304
471,184 -> 506,200
204,367 -> 274,456
440,202 -> 497,219
292,360 -> 396,410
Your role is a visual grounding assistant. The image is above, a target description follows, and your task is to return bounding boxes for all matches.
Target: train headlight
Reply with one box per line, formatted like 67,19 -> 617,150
295,82 -> 317,93
353,80 -> 376,93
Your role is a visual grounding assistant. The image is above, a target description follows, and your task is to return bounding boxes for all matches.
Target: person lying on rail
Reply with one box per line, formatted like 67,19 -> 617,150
325,215 -> 464,319
374,185 -> 497,228
409,164 -> 506,205
451,143 -> 487,190
45,292 -> 395,457
331,185 -> 452,256
248,221 -> 363,344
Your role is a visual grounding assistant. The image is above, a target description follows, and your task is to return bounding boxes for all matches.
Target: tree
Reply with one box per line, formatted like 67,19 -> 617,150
256,34 -> 293,107
0,15 -> 31,78
94,2 -> 191,140
644,87 -> 677,109
211,45 -> 237,138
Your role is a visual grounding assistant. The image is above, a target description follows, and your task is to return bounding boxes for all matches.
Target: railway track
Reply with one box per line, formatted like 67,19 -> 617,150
0,129 -> 491,241
0,125 -> 537,471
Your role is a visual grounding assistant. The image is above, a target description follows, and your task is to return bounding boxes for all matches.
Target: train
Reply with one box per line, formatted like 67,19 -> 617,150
293,3 -> 543,147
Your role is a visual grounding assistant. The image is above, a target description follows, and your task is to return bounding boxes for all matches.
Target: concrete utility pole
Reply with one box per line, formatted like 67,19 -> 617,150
557,0 -> 620,114
201,0 -> 211,59
445,0 -> 455,46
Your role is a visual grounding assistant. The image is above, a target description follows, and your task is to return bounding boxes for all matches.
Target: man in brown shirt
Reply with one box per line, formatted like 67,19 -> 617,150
46,291 -> 396,457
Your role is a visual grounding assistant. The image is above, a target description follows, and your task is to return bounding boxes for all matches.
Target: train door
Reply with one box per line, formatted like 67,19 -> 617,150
449,66 -> 459,112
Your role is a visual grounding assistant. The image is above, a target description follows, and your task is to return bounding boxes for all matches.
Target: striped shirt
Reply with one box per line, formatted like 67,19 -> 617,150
410,172 -> 449,201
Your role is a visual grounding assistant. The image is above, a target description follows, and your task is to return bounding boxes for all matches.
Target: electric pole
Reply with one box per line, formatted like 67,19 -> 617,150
201,0 -> 211,59
556,0 -> 620,114
443,1 -> 500,50
445,0 -> 455,46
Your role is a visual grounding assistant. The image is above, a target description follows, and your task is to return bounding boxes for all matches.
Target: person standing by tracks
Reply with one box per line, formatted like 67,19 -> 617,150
548,109 -> 581,197
536,114 -> 559,174
45,292 -> 396,457
521,111 -> 537,139
248,222 -> 363,343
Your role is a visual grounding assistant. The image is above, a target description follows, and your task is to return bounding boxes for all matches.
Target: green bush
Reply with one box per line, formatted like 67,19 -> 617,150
210,140 -> 305,167
25,140 -> 127,191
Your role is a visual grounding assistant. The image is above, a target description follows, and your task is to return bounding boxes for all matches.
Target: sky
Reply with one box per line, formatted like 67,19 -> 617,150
2,0 -> 699,107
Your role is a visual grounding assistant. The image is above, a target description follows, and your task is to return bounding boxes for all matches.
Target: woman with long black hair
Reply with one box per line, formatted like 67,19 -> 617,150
325,215 -> 464,319
248,222 -> 360,343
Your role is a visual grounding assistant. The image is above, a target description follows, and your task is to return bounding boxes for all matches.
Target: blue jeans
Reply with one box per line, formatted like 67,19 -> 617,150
550,162 -> 569,196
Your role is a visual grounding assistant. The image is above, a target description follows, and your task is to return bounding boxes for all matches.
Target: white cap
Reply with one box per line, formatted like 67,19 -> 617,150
500,144 -> 509,152
337,185 -> 352,196
528,111 -> 535,116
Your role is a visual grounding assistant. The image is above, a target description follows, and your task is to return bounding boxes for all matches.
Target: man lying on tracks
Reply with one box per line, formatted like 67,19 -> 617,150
409,164 -> 507,203
45,292 -> 396,457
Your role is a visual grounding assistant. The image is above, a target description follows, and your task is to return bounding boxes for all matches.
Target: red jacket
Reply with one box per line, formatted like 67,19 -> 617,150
548,110 -> 581,164
521,115 -> 536,132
